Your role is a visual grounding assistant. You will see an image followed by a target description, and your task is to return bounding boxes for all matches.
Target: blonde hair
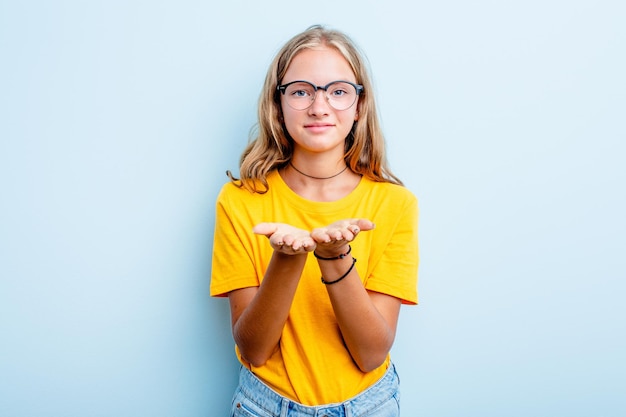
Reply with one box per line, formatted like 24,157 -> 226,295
228,25 -> 403,193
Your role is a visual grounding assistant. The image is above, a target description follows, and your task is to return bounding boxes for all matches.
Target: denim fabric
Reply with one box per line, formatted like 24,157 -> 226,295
230,363 -> 400,417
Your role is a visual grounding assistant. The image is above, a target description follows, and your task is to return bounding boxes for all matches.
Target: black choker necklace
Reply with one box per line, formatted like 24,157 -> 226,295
289,162 -> 348,180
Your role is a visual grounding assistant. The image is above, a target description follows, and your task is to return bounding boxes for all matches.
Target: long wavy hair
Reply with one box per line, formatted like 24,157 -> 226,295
227,25 -> 403,193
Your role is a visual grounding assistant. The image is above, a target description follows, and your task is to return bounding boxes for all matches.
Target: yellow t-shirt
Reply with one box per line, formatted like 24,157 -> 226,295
210,170 -> 418,405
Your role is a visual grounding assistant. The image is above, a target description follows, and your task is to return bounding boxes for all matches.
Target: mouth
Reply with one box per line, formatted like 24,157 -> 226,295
304,122 -> 335,127
304,123 -> 334,133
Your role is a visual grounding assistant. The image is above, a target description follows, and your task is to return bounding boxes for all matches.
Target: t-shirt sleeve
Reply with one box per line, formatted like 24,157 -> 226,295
210,186 -> 260,297
365,192 -> 419,305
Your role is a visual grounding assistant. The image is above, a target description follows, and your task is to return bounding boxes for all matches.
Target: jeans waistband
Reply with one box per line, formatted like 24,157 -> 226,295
236,362 -> 399,416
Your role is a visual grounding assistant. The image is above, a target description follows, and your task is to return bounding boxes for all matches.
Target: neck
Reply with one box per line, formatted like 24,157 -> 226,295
289,162 -> 348,180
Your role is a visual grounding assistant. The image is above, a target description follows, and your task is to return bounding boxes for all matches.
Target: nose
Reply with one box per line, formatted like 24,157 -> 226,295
308,89 -> 331,115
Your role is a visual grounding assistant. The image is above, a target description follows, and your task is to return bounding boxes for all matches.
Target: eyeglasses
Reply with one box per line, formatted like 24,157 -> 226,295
277,80 -> 364,111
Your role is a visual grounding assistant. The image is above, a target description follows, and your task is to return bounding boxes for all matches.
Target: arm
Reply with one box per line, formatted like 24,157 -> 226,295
312,219 -> 401,372
228,223 -> 315,367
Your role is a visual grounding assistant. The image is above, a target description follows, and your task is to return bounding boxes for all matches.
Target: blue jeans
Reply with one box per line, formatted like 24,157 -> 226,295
230,363 -> 400,416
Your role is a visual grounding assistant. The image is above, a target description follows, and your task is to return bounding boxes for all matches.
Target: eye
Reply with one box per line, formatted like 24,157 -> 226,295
330,88 -> 348,97
292,89 -> 311,97
327,82 -> 355,98
286,82 -> 314,98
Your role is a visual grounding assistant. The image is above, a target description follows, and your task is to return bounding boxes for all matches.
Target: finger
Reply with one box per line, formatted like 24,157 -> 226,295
295,235 -> 317,251
331,229 -> 344,241
355,218 -> 375,232
282,234 -> 296,247
343,228 -> 357,241
302,237 -> 316,252
310,228 -> 331,243
287,235 -> 308,251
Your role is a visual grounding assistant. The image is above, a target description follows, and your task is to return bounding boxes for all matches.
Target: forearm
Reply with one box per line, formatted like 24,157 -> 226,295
319,257 -> 399,372
232,252 -> 307,367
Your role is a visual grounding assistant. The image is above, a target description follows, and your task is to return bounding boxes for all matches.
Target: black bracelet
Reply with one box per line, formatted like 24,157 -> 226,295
314,245 -> 351,260
321,257 -> 357,285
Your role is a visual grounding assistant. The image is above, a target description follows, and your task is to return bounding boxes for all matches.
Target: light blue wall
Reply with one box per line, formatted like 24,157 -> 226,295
1,1 -> 624,416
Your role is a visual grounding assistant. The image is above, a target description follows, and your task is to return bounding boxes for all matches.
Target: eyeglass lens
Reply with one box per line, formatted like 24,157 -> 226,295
282,81 -> 359,111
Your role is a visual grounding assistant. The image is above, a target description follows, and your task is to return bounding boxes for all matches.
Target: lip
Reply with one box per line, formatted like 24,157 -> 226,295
304,122 -> 334,133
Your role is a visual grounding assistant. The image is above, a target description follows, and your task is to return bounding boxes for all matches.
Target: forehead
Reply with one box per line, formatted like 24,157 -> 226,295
283,46 -> 356,84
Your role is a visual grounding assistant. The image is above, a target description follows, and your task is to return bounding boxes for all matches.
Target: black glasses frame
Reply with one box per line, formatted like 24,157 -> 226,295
276,80 -> 364,110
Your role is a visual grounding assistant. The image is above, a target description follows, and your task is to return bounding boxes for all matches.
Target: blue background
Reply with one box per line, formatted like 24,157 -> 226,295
1,1 -> 624,416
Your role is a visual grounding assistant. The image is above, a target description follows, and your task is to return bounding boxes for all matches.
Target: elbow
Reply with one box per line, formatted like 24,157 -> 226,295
356,355 -> 388,373
237,344 -> 271,368
239,348 -> 270,368
233,325 -> 272,367
234,335 -> 275,368
354,348 -> 391,373
352,335 -> 395,373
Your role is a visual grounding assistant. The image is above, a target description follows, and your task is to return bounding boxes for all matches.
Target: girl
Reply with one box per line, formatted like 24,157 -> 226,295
211,25 -> 419,416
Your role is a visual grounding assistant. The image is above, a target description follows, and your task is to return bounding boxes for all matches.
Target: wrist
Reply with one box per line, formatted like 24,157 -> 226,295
313,245 -> 351,260
320,257 -> 357,285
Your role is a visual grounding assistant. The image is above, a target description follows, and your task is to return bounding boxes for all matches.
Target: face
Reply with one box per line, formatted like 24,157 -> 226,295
279,46 -> 359,157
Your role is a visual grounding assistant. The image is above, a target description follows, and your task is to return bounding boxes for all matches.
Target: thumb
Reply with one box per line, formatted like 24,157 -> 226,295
253,222 -> 278,237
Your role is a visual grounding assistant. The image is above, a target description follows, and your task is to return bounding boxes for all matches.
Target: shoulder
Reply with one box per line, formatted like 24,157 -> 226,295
216,181 -> 244,205
216,173 -> 277,205
360,178 -> 418,207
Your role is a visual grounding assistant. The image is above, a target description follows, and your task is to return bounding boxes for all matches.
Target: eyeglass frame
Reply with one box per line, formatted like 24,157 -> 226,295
276,80 -> 364,111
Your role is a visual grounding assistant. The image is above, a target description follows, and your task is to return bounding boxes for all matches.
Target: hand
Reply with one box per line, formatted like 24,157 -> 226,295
253,222 -> 316,255
311,219 -> 374,258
